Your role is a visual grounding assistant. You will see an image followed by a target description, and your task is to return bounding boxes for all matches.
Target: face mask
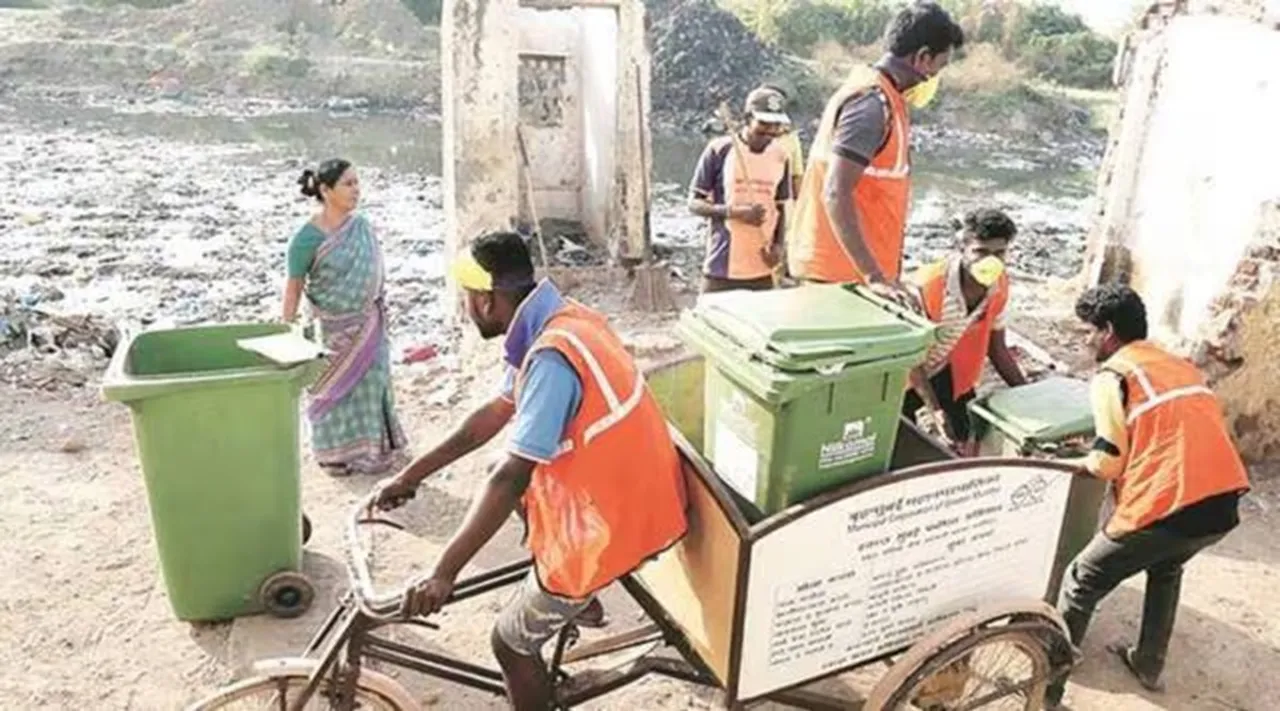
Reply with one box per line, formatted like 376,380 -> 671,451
968,255 -> 1005,288
904,74 -> 940,109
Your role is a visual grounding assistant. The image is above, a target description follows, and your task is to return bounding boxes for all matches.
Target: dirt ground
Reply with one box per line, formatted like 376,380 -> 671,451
0,3 -> 1275,708
1,278 -> 1277,711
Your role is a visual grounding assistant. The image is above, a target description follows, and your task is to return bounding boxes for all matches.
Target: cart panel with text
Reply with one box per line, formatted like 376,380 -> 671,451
636,355 -> 1098,704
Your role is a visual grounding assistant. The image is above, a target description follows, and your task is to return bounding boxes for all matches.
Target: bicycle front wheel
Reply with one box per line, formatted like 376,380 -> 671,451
187,658 -> 420,711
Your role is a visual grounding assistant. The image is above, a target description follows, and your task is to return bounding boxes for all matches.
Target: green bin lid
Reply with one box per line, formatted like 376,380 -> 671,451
971,376 -> 1095,445
686,283 -> 935,372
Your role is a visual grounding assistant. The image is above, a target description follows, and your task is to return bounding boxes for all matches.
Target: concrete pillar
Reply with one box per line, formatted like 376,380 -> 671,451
442,0 -> 520,281
613,0 -> 652,264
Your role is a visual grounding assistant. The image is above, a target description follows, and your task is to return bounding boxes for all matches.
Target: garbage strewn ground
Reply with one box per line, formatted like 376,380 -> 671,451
4,333 -> 1280,710
2,3 -> 1279,710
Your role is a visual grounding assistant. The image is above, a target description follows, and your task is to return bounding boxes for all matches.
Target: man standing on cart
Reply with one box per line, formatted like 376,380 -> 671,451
788,1 -> 964,290
1048,284 -> 1249,706
901,208 -> 1028,453
370,231 -> 688,711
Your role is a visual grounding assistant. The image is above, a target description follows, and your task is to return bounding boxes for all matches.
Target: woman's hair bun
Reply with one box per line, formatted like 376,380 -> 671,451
297,169 -> 319,198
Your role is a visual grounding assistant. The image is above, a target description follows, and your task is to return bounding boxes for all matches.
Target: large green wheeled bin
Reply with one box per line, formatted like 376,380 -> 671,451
677,284 -> 936,515
102,323 -> 323,622
969,376 -> 1109,602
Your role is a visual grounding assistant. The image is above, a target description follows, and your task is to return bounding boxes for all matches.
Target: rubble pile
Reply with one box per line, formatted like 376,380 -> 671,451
647,0 -> 785,128
0,289 -> 121,390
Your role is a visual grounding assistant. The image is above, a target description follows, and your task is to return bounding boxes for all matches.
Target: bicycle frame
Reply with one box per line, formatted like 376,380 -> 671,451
255,485 -> 1079,711
285,547 -> 860,710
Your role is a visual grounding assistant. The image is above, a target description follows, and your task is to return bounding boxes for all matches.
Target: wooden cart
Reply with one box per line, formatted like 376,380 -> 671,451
188,355 -> 1087,711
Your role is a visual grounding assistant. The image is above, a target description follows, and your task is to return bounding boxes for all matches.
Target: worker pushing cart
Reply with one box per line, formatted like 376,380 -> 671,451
367,231 -> 688,710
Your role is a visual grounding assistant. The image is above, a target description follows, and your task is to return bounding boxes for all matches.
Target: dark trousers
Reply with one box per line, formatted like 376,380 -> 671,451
901,366 -> 975,441
1056,526 -> 1227,684
701,274 -> 775,293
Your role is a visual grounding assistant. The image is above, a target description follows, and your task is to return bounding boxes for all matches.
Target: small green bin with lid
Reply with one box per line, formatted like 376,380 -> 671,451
676,284 -> 936,515
969,376 -> 1109,601
102,323 -> 324,622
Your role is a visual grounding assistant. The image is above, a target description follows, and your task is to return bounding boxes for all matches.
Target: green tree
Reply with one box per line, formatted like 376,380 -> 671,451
1021,31 -> 1117,88
772,0 -> 894,55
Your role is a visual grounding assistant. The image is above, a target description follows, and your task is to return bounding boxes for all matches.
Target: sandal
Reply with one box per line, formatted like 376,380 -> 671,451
575,598 -> 609,629
321,463 -> 352,477
1106,643 -> 1164,692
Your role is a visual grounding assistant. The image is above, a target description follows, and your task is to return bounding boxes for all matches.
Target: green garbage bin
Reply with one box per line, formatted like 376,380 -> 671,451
969,376 -> 1109,602
102,323 -> 322,622
677,284 -> 936,515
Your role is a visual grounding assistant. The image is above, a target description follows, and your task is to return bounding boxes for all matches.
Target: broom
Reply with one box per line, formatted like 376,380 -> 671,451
626,65 -> 677,312
515,125 -> 551,271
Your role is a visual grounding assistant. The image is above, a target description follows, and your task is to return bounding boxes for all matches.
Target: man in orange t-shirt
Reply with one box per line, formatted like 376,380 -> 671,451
688,86 -> 792,293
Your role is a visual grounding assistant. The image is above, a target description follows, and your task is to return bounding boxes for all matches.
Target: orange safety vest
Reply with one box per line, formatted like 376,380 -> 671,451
1101,341 -> 1250,536
788,67 -> 911,284
514,302 -> 688,598
705,134 -> 790,280
911,258 -> 1009,398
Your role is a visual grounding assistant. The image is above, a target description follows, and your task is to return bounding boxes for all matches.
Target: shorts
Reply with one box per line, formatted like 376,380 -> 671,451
494,571 -> 594,657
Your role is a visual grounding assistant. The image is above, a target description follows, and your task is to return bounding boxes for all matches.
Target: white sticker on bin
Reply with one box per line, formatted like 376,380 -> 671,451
714,419 -> 759,501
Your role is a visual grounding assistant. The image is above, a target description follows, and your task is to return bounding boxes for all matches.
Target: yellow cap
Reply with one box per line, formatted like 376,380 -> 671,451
449,253 -> 494,291
969,255 -> 1005,288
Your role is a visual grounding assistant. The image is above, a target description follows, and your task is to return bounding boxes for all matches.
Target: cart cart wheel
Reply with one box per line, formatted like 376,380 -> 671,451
187,657 -> 421,710
866,601 -> 1072,711
301,513 -> 312,545
258,571 -> 314,619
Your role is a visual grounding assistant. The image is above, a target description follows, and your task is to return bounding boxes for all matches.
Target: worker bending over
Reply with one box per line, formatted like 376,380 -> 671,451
688,86 -> 792,293
372,232 -> 688,710
902,208 -> 1027,454
1047,284 -> 1249,707
789,1 -> 963,289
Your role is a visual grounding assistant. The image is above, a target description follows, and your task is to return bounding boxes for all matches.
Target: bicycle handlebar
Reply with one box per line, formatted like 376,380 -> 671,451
344,493 -> 415,619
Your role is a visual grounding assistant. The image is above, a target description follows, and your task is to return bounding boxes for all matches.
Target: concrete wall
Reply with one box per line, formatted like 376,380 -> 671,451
517,9 -> 583,222
442,0 -> 519,277
444,0 -> 651,265
1085,9 -> 1280,460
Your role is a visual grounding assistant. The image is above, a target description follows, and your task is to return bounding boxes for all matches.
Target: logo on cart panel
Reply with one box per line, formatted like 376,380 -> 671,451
1008,473 -> 1051,511
819,416 -> 876,469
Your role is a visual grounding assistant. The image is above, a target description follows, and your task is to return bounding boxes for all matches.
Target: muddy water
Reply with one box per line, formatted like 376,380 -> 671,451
0,93 -> 1098,377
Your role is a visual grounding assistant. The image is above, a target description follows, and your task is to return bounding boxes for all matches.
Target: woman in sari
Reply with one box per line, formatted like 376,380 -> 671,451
282,158 -> 408,476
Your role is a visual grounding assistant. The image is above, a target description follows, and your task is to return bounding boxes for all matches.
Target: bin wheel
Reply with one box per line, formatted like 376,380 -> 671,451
259,571 -> 314,619
301,513 -> 313,545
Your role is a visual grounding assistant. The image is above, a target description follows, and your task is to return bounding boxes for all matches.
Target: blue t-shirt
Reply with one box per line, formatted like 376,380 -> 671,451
499,351 -> 583,463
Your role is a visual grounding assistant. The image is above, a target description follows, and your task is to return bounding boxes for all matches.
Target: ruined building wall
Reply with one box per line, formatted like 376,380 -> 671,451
442,0 -> 520,268
1085,2 -> 1280,460
445,0 -> 650,269
517,9 -> 584,222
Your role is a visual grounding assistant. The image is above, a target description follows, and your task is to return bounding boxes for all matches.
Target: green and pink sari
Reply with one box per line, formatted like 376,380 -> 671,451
302,213 -> 407,475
